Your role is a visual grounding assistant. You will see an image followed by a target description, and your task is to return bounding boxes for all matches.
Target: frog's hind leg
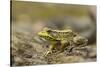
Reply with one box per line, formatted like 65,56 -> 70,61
60,40 -> 69,52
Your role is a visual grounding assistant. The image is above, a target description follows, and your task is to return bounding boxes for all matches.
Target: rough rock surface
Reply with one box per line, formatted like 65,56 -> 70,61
11,26 -> 96,66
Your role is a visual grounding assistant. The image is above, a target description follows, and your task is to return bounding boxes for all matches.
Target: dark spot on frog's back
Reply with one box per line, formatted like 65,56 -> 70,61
44,36 -> 53,41
61,32 -> 67,35
44,36 -> 48,39
63,32 -> 66,34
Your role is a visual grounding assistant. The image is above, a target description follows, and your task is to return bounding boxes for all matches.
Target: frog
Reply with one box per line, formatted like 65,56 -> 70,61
38,27 -> 88,56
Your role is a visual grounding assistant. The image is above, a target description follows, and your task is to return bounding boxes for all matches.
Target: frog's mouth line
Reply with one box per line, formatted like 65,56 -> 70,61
38,36 -> 47,41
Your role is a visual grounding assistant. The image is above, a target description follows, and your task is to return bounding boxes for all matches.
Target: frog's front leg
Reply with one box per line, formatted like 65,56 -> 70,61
44,43 -> 56,56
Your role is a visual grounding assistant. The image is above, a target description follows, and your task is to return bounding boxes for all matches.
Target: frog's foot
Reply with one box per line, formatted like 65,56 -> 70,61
64,47 -> 74,55
44,50 -> 52,57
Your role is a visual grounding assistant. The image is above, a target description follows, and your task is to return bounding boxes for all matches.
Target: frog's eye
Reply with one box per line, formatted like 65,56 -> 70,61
47,29 -> 52,33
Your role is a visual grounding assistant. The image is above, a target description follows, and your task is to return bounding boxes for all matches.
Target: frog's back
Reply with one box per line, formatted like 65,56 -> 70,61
49,29 -> 76,40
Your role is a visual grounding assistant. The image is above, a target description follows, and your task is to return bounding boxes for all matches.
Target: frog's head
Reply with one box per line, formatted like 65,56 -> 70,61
38,27 -> 52,40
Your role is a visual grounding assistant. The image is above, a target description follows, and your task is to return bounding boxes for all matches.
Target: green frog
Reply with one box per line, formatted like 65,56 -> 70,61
38,27 -> 88,56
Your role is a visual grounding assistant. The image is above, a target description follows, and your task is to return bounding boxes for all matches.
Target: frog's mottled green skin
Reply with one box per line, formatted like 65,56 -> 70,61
38,27 -> 88,56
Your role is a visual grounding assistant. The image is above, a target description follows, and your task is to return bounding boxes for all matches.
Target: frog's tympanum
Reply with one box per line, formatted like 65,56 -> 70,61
38,27 -> 88,56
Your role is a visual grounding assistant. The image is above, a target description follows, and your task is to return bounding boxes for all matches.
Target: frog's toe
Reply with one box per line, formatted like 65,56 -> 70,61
44,51 -> 52,56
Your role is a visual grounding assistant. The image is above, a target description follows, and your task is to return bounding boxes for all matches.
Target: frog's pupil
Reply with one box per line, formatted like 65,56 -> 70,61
47,30 -> 52,33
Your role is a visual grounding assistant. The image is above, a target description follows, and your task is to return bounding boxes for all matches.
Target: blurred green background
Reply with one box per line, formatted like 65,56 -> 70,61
12,1 -> 92,21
